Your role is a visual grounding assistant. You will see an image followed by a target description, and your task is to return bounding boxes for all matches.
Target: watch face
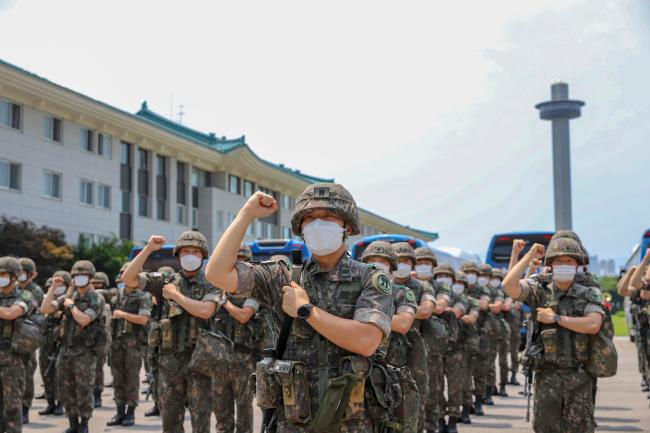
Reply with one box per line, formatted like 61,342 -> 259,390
298,304 -> 311,319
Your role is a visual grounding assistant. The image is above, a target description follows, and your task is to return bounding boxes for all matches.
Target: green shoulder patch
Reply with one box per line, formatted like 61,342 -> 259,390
372,272 -> 392,295
590,289 -> 603,304
405,290 -> 416,303
20,290 -> 33,302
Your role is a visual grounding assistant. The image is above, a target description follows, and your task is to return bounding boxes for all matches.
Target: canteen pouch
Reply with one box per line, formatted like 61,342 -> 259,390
309,373 -> 357,433
160,319 -> 173,352
586,331 -> 618,378
540,328 -> 558,364
271,360 -> 311,423
188,328 -> 233,377
394,368 -> 419,433
148,321 -> 162,348
255,358 -> 282,409
11,314 -> 45,354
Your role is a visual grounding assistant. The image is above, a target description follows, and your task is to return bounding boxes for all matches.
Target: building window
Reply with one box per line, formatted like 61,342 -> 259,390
0,160 -> 20,190
43,171 -> 61,199
43,116 -> 62,142
244,180 -> 254,197
138,148 -> 148,170
138,195 -> 149,217
177,205 -> 186,225
121,190 -> 131,213
80,179 -> 94,205
191,208 -> 198,228
97,184 -> 111,209
0,100 -> 21,130
228,175 -> 240,194
156,200 -> 166,220
81,128 -> 94,152
98,134 -> 112,159
156,155 -> 167,176
120,141 -> 130,164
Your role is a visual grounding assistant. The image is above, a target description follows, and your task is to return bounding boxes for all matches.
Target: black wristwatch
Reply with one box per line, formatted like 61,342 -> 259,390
297,303 -> 314,320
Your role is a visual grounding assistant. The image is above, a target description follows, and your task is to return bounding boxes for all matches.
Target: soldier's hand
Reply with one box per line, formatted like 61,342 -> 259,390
281,281 -> 310,318
513,239 -> 526,253
162,283 -> 180,301
460,315 -> 476,324
528,244 -> 545,260
536,307 -> 555,324
145,236 -> 166,252
51,276 -> 64,289
112,309 -> 125,319
241,192 -> 278,219
63,298 -> 74,308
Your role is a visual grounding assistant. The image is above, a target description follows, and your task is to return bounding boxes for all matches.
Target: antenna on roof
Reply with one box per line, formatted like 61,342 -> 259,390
177,105 -> 186,124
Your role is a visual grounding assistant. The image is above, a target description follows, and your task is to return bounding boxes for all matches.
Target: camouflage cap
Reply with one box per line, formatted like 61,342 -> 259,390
173,231 -> 209,258
455,272 -> 468,284
0,256 -> 21,278
491,268 -> 505,279
362,241 -> 397,271
459,261 -> 480,274
414,247 -> 438,266
392,242 -> 416,265
433,263 -> 455,278
53,270 -> 72,286
71,260 -> 96,277
18,258 -> 36,275
237,243 -> 253,262
544,237 -> 585,266
45,277 -> 53,287
290,183 -> 360,236
478,263 -> 493,276
91,271 -> 110,287
551,230 -> 590,265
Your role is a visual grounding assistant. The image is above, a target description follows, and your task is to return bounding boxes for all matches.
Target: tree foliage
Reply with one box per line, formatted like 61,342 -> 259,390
73,235 -> 133,285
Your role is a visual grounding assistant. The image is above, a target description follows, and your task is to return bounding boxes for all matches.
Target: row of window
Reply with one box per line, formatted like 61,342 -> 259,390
227,174 -> 295,209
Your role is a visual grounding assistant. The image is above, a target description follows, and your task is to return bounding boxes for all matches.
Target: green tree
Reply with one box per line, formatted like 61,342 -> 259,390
73,235 -> 133,286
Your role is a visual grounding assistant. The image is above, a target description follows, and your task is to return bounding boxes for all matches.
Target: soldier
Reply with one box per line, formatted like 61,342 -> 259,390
391,242 -> 436,433
41,260 -> 105,433
205,184 -> 395,433
503,237 -> 606,433
106,268 -> 152,427
361,241 -> 419,433
0,256 -> 35,433
477,263 -> 503,405
38,271 -> 70,417
121,231 -> 220,433
211,243 -> 259,433
90,271 -> 112,408
460,261 -> 490,416
17,257 -> 43,424
500,270 -> 523,386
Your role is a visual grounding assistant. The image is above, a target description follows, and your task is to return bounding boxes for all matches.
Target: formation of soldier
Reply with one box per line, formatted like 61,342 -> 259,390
0,181 -> 617,433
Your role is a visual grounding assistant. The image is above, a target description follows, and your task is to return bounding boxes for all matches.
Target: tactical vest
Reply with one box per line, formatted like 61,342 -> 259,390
58,291 -> 101,349
160,273 -> 211,354
0,289 -> 20,350
213,296 -> 258,352
112,289 -> 147,343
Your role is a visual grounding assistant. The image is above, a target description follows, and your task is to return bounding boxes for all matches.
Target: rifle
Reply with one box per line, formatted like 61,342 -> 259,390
522,317 -> 541,422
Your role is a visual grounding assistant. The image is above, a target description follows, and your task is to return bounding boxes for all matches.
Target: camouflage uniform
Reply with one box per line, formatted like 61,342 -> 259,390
38,270 -> 70,416
235,183 -> 394,433
517,238 -> 605,433
143,231 -> 220,433
17,258 -> 43,420
504,300 -> 522,384
0,257 -> 33,433
479,264 -> 505,400
212,295 -> 260,433
91,271 -> 113,408
55,261 -> 105,432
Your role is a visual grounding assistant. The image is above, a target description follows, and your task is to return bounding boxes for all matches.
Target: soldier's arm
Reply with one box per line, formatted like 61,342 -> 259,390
555,312 -> 603,335
503,244 -> 545,299
617,267 -> 636,296
68,304 -> 93,328
123,235 -> 166,288
391,288 -> 417,334
306,308 -> 384,357
206,192 -> 278,293
391,311 -> 415,335
0,304 -> 26,320
163,284 -> 217,321
223,298 -> 257,325
630,249 -> 650,290
433,281 -> 450,314
115,310 -> 149,326
508,239 -> 526,271
41,281 -> 62,315
415,299 -> 435,320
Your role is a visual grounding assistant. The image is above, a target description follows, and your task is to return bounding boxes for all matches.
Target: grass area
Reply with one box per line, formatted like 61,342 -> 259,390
612,310 -> 628,337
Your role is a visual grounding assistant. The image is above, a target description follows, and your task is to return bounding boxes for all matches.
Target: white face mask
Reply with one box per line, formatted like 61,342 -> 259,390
393,262 -> 412,279
489,278 -> 501,288
302,219 -> 345,256
477,276 -> 489,286
436,276 -> 453,287
18,273 -> 27,283
451,283 -> 465,295
415,264 -> 433,279
0,277 -> 11,288
74,275 -> 90,287
117,282 -> 125,290
180,254 -> 203,272
372,262 -> 391,274
466,273 -> 478,285
553,265 -> 577,283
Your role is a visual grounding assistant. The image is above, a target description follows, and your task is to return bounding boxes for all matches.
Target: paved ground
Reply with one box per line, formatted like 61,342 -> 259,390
25,337 -> 649,432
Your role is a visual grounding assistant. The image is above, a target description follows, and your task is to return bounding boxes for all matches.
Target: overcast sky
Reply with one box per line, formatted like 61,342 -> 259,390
1,0 -> 648,264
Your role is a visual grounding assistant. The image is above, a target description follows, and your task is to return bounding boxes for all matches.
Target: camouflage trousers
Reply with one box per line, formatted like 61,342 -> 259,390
0,353 -> 26,433
158,351 -> 213,433
94,349 -> 107,392
38,341 -> 58,400
56,348 -> 96,418
472,334 -> 489,398
496,337 -> 510,387
21,352 -> 37,407
461,350 -> 474,406
406,331 -> 428,433
424,349 -> 444,429
212,350 -> 256,433
110,336 -> 143,407
636,325 -> 649,381
276,413 -> 374,433
508,320 -> 521,375
533,368 -> 594,433
441,346 -> 464,418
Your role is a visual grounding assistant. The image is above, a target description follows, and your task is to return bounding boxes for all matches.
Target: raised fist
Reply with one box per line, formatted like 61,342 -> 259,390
512,239 -> 526,253
146,236 -> 165,251
529,243 -> 545,260
241,192 -> 278,219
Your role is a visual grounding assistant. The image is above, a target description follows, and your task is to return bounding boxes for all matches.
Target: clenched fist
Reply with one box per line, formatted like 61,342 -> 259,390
282,281 -> 310,318
241,192 -> 278,219
528,243 -> 545,260
512,239 -> 526,254
145,235 -> 166,252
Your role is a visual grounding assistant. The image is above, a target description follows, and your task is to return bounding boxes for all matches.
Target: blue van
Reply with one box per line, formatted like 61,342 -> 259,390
247,239 -> 311,265
350,234 -> 427,262
128,244 -> 179,272
485,231 -> 554,269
